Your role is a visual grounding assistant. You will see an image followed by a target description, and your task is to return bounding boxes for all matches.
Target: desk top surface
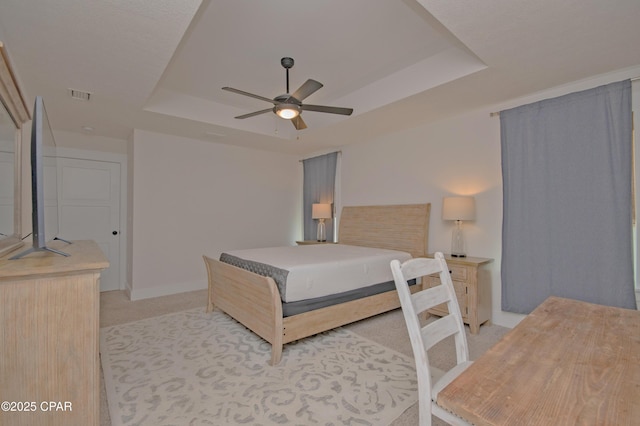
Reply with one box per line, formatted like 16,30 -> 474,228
437,296 -> 640,425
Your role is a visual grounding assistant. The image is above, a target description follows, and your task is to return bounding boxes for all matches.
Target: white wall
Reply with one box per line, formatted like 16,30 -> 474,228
52,130 -> 128,154
128,129 -> 301,299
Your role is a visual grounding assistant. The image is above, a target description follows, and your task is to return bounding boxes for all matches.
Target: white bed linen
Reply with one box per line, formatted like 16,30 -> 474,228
224,244 -> 412,303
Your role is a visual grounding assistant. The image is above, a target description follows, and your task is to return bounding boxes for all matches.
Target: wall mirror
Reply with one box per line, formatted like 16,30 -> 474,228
0,42 -> 30,256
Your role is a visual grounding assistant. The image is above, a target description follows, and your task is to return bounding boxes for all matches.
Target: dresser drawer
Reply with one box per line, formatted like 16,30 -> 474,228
428,265 -> 467,281
448,264 -> 468,281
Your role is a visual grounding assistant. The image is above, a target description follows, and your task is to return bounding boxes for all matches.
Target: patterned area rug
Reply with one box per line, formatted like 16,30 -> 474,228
100,308 -> 418,425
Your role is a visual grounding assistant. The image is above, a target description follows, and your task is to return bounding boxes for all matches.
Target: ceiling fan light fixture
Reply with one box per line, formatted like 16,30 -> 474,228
275,103 -> 300,119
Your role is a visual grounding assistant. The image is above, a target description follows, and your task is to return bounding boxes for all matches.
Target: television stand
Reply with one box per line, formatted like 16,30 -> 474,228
54,236 -> 72,244
9,244 -> 70,260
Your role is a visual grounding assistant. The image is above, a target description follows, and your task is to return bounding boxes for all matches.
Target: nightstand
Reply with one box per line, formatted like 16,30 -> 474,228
295,240 -> 335,245
423,253 -> 493,334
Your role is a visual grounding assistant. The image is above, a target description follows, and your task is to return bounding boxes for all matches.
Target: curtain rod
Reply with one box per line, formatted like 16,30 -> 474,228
489,76 -> 640,117
298,150 -> 342,162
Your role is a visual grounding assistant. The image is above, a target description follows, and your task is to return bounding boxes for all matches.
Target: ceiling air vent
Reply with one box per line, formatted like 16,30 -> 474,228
68,89 -> 91,101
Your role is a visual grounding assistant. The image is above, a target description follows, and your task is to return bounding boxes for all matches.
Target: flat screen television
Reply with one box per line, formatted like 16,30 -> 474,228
10,96 -> 69,259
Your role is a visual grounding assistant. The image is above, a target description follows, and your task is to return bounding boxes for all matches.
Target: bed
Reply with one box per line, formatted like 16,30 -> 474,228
203,203 -> 430,365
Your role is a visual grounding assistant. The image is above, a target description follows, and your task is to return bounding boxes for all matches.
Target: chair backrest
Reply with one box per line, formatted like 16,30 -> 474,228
391,252 -> 470,425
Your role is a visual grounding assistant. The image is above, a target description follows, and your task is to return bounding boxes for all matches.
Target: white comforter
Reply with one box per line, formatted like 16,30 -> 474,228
224,244 -> 412,303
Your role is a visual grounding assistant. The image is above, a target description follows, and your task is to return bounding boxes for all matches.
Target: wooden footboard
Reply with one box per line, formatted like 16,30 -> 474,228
203,256 -> 284,365
204,254 -> 421,365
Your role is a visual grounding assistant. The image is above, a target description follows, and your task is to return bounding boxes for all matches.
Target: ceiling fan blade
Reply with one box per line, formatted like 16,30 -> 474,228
291,115 -> 307,130
301,104 -> 354,116
290,79 -> 323,102
235,108 -> 272,119
222,87 -> 277,105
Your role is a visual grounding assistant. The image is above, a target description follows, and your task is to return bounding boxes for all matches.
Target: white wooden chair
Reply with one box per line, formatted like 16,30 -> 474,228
390,252 -> 472,426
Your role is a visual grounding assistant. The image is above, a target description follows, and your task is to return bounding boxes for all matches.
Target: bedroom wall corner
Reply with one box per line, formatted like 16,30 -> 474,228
126,131 -> 135,298
339,108 -> 522,328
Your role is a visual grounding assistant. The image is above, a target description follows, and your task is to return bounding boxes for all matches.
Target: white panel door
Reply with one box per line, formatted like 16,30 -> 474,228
57,157 -> 121,291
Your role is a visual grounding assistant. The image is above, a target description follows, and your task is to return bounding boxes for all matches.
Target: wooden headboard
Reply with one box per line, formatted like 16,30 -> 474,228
338,203 -> 430,258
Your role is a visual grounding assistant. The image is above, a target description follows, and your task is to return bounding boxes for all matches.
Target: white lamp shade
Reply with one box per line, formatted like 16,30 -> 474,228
442,197 -> 476,221
312,203 -> 332,219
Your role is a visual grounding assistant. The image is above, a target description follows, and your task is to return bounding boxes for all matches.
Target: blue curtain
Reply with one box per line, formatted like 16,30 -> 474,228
303,152 -> 338,241
501,80 -> 636,313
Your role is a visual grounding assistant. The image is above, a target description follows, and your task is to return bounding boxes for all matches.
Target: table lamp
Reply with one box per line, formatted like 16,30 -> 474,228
442,196 -> 476,257
312,203 -> 332,242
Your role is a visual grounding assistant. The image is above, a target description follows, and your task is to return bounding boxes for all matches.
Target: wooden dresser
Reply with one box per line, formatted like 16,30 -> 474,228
423,253 -> 492,334
0,240 -> 108,426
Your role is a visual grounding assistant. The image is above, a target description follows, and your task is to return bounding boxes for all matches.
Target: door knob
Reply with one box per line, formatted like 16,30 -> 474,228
112,231 -> 118,235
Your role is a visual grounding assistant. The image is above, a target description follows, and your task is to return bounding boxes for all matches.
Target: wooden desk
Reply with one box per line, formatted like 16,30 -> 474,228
437,296 -> 640,425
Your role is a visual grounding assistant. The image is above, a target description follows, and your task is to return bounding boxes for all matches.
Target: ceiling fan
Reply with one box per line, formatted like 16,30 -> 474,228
222,57 -> 353,130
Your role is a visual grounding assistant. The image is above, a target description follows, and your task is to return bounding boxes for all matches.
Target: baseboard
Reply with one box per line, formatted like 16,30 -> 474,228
123,280 -> 133,300
129,280 -> 207,301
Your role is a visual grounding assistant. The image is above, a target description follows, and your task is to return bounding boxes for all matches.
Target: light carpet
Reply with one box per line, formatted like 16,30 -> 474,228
100,308 -> 420,426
